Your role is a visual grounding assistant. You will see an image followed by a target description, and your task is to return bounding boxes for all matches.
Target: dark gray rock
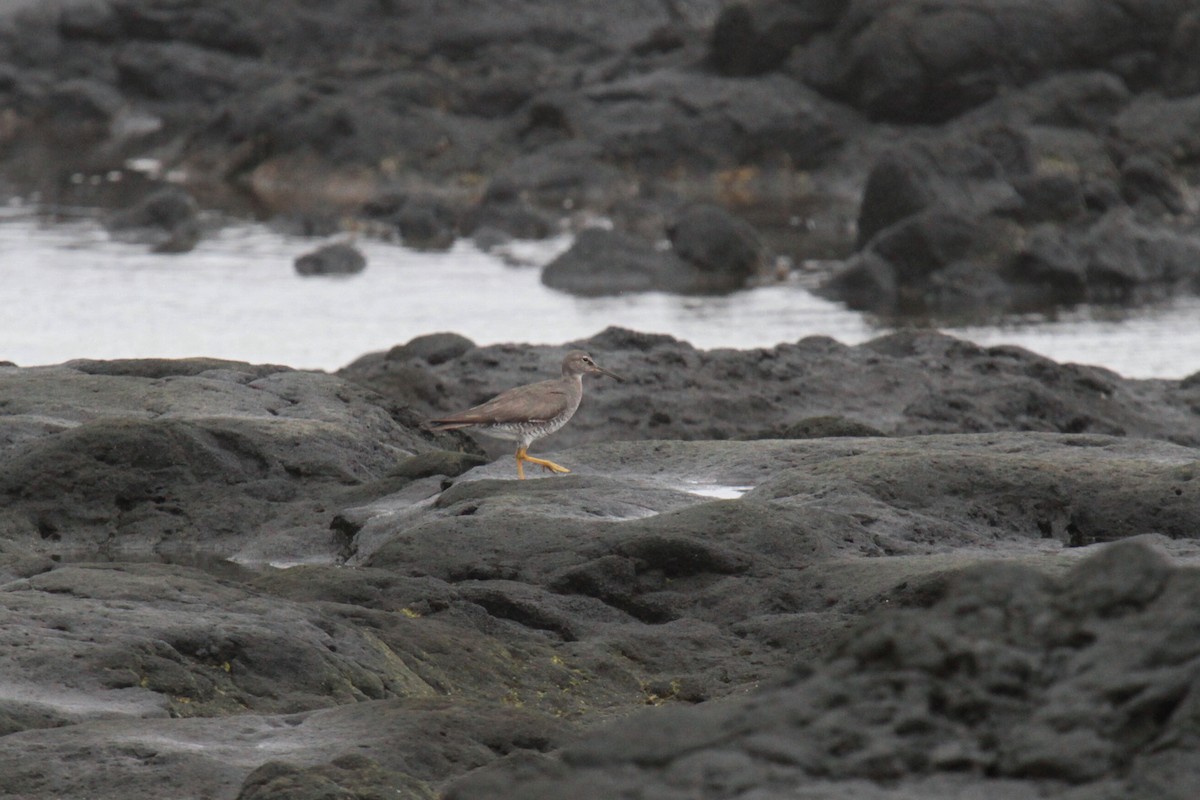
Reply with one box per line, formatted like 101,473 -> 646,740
41,77 -> 124,132
387,450 -> 489,481
854,135 -> 1025,247
364,191 -> 461,251
999,70 -> 1132,130
826,209 -> 1019,314
798,0 -> 1192,122
0,360 -> 441,561
8,0 -> 1199,322
854,146 -> 938,247
341,329 -> 1200,453
1009,172 -> 1086,224
339,433 -> 1126,709
543,205 -> 768,296
105,186 -> 202,253
63,356 -> 288,379
823,112 -> 1200,315
113,40 -> 262,104
445,538 -> 1200,799
559,68 -> 851,172
294,242 -> 367,276
12,3 -> 1200,796
1004,225 -> 1088,304
1082,210 -> 1200,298
58,0 -> 123,43
5,340 -> 1200,800
1120,154 -> 1188,216
237,756 -> 435,800
386,333 -> 476,366
480,142 -> 629,214
865,210 -> 981,285
1113,92 -> 1200,164
709,0 -> 847,77
541,227 -> 695,296
0,561 -> 441,717
464,201 -> 556,243
108,0 -> 264,56
0,694 -> 574,800
668,203 -> 767,284
1164,8 -> 1200,96
394,194 -> 458,251
745,415 -> 886,439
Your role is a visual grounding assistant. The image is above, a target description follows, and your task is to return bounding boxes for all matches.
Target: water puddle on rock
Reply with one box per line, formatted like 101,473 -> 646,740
679,483 -> 754,500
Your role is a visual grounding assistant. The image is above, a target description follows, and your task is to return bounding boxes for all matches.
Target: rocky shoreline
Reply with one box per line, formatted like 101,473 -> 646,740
5,1 -> 1200,318
5,1 -> 1200,796
2,329 -> 1199,798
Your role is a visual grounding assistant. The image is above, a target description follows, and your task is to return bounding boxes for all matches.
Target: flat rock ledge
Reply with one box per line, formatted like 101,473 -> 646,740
1,338 -> 1199,799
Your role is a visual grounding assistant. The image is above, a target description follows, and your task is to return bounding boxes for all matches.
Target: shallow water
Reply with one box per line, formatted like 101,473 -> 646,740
681,483 -> 754,500
3,212 -> 1199,378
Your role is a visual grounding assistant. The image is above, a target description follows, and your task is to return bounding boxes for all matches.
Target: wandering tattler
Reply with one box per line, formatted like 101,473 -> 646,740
428,350 -> 621,479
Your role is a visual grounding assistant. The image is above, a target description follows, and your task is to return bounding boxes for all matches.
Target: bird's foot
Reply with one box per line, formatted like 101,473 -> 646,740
515,449 -> 570,478
533,458 -> 571,475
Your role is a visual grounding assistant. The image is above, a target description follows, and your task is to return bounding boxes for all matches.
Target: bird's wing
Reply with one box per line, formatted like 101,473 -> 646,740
429,379 -> 569,426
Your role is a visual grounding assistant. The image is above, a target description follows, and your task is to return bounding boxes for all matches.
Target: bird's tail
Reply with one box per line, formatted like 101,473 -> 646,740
427,419 -> 472,431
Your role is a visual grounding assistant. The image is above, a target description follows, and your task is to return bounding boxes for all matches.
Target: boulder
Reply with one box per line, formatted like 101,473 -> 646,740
709,0 -> 848,77
541,227 -> 695,296
363,189 -> 461,251
107,0 -> 264,56
798,0 -> 1193,122
386,333 -> 476,366
1120,154 -> 1188,216
293,242 -> 366,276
393,194 -> 459,251
1081,210 -> 1200,299
667,203 -> 767,284
543,205 -> 768,296
58,0 -> 123,43
41,78 -> 124,133
859,134 -> 1028,241
536,69 -> 850,173
1163,8 -> 1200,97
1113,92 -> 1200,164
105,185 -> 202,253
113,40 -> 263,104
823,118 -> 1200,315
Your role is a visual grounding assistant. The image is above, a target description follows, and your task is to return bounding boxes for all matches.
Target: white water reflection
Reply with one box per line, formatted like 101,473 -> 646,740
3,213 -> 1199,378
681,484 -> 754,500
957,304 -> 1200,379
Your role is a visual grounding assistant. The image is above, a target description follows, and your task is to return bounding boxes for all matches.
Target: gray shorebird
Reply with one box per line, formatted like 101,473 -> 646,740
428,350 -> 621,479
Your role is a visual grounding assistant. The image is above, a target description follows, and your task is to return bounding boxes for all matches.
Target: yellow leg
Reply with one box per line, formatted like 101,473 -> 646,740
515,446 -> 570,479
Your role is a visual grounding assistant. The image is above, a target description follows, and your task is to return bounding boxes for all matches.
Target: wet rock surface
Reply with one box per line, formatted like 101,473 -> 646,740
3,333 -> 1200,797
4,1 -> 1200,315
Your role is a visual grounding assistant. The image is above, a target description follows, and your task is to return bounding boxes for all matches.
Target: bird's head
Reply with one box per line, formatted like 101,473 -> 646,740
562,350 -> 622,381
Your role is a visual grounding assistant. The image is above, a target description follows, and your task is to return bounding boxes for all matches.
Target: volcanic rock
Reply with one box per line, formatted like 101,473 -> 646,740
294,241 -> 367,276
